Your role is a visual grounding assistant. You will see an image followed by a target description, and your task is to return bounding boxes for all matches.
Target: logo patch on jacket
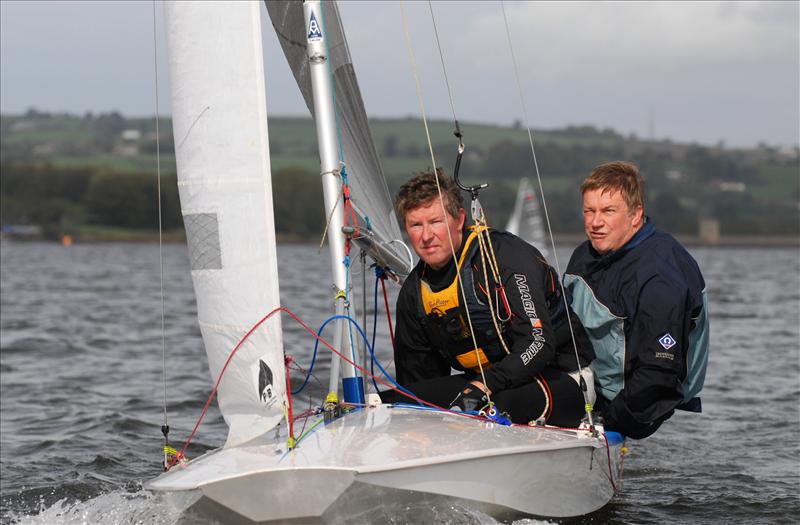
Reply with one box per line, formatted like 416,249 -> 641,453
658,333 -> 677,350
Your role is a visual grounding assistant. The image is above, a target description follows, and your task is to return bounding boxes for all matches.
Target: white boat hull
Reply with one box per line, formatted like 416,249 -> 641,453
148,404 -> 624,522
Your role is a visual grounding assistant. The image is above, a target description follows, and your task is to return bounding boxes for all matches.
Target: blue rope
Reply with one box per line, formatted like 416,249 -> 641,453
292,329 -> 321,395
330,314 -> 414,398
292,313 -> 413,400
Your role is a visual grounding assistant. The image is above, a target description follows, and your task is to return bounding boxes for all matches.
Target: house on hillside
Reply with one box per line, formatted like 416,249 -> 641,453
115,129 -> 142,157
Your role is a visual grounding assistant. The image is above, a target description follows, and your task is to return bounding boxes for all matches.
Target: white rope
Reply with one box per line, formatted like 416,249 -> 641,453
399,1 -> 492,397
500,1 -> 594,427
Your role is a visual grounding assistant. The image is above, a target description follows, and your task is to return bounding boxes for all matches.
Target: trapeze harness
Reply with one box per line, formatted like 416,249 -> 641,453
417,228 -> 510,373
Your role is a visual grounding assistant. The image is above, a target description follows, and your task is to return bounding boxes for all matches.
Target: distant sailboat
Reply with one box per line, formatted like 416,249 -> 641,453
506,178 -> 548,257
146,1 -> 624,521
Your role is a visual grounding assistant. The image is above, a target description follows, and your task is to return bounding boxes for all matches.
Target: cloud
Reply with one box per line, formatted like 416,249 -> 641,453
463,1 -> 799,81
0,0 -> 796,146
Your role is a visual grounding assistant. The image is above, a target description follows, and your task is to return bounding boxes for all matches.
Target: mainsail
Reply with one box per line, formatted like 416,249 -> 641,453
265,1 -> 410,274
506,178 -> 548,257
164,1 -> 286,448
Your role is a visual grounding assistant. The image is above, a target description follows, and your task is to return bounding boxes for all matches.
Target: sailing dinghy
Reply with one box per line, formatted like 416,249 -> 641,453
506,178 -> 549,258
146,1 -> 625,521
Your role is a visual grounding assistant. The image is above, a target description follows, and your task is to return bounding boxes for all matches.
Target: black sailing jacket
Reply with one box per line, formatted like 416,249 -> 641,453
394,228 -> 593,393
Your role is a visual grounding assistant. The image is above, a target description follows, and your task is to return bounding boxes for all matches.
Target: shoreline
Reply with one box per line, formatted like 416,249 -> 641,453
551,233 -> 800,248
2,232 -> 798,248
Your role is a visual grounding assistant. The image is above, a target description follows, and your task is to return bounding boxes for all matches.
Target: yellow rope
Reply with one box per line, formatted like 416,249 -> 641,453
472,223 -> 512,357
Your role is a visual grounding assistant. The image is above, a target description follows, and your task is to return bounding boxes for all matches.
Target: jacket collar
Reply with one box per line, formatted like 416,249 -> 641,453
586,217 -> 655,271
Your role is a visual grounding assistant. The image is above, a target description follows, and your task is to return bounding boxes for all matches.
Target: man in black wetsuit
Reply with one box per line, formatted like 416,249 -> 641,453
381,170 -> 594,426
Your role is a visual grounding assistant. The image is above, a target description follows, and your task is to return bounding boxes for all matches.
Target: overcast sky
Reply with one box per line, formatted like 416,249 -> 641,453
1,0 -> 798,148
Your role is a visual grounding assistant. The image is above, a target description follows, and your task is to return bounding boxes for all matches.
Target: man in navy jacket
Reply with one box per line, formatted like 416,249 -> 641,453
565,161 -> 709,439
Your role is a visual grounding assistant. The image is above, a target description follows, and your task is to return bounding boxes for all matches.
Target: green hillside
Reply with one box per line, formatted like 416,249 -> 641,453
1,110 -> 798,240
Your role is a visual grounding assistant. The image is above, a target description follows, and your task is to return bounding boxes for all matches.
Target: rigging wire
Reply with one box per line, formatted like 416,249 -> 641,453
151,0 -> 171,463
499,1 -> 594,429
426,5 -> 511,350
427,1 -> 458,125
400,0 -> 498,402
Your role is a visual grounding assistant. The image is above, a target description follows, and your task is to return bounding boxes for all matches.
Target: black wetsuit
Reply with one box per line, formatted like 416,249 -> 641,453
383,229 -> 593,426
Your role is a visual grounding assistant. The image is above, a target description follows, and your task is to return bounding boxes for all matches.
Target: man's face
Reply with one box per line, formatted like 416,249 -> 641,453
405,199 -> 465,270
582,188 -> 643,254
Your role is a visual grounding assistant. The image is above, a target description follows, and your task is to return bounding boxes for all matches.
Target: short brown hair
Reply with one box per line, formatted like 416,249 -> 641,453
395,169 -> 464,223
581,161 -> 645,212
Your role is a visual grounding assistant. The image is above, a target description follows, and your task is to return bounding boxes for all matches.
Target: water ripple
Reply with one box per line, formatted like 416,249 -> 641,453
1,243 -> 798,524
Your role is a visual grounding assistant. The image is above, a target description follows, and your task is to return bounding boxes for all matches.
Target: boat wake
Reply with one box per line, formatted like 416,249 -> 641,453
7,488 -> 182,525
8,485 -> 558,525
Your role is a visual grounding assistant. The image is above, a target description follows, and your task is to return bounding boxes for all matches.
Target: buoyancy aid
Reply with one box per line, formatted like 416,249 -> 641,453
417,229 -> 510,372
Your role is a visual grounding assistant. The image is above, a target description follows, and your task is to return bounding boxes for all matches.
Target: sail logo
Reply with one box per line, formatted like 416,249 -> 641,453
307,12 -> 323,41
258,359 -> 277,408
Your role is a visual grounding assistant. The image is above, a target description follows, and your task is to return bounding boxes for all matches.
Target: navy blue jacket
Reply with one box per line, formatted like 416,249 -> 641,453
565,219 -> 709,439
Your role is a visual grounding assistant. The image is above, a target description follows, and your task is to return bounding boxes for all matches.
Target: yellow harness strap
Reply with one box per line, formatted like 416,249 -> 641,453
420,230 -> 491,371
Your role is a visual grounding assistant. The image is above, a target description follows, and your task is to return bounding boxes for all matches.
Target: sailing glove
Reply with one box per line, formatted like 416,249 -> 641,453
449,385 -> 489,413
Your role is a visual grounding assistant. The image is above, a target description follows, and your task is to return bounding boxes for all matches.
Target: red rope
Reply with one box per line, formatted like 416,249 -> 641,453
380,277 -> 395,348
341,183 -> 359,258
496,284 -> 512,319
601,432 -> 620,492
172,308 -> 281,464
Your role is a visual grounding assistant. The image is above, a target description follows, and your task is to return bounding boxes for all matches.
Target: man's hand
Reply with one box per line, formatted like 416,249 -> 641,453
449,384 -> 489,413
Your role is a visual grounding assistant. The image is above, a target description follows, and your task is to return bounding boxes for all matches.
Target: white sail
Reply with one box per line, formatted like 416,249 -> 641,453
506,178 -> 548,257
164,0 -> 286,448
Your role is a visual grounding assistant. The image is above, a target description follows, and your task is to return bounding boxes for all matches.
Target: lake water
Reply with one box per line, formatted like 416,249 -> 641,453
1,242 -> 798,524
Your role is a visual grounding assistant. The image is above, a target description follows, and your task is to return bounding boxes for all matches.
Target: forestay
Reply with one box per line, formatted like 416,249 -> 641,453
265,1 -> 409,272
164,1 -> 286,448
